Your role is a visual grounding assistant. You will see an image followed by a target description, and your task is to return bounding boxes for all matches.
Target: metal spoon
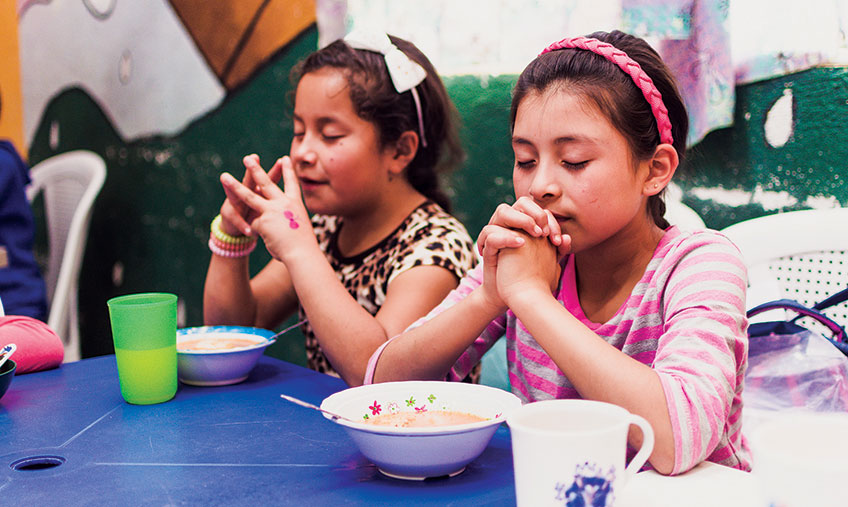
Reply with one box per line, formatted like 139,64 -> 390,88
269,319 -> 307,342
0,343 -> 16,370
279,393 -> 359,423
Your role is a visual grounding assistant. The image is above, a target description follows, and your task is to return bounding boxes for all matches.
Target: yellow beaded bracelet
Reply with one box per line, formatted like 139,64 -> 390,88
211,214 -> 255,245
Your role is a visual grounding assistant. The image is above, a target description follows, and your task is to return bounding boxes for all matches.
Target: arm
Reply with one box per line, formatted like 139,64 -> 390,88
214,157 -> 481,386
372,199 -> 564,384
203,155 -> 298,328
495,231 -> 748,475
290,261 -> 461,385
494,232 -> 676,474
372,283 -> 505,383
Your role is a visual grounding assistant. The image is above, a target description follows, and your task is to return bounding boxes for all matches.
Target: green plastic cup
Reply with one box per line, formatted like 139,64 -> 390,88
107,293 -> 178,405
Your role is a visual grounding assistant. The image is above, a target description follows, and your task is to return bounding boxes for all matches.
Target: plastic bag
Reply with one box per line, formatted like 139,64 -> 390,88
743,288 -> 848,428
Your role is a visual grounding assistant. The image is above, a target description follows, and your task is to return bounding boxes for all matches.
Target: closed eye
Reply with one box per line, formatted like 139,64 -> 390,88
515,159 -> 536,170
563,160 -> 589,170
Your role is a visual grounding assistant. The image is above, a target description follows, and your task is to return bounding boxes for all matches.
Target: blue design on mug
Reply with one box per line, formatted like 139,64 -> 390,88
554,461 -> 616,507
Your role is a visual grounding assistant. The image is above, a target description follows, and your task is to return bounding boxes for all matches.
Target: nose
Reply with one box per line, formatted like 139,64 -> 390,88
527,161 -> 561,203
290,135 -> 317,169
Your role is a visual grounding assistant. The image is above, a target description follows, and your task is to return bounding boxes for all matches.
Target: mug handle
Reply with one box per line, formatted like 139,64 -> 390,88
624,414 -> 655,481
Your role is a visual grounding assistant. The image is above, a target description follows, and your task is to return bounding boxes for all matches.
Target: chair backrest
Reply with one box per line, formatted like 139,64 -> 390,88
665,183 -> 706,231
26,150 -> 106,362
721,208 -> 848,328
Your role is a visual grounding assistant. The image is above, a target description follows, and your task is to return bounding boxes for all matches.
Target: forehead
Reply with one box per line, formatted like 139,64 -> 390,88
294,68 -> 356,118
513,87 -> 618,144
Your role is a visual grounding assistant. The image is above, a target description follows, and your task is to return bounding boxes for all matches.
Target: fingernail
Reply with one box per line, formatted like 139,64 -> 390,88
533,225 -> 542,235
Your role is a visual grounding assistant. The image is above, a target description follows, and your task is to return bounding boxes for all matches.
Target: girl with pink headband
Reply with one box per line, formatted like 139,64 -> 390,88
203,31 -> 477,386
368,30 -> 750,476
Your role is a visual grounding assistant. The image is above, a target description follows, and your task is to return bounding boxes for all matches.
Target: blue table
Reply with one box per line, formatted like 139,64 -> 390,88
0,356 -> 516,505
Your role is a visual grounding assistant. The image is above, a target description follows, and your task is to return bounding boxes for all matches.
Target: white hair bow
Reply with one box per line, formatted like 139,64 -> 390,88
344,29 -> 428,147
344,30 -> 427,93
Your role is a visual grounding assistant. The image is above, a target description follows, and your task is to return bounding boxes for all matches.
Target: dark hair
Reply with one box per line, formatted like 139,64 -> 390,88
292,35 -> 464,212
510,30 -> 689,228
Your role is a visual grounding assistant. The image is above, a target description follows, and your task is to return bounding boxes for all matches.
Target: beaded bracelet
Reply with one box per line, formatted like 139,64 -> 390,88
208,236 -> 257,258
209,214 -> 256,257
211,214 -> 255,245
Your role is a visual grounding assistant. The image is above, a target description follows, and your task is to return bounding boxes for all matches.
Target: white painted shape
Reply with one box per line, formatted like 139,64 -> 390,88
751,184 -> 798,210
688,184 -> 805,211
764,89 -> 793,148
344,0 -> 620,76
19,0 -> 225,146
729,0 -> 846,68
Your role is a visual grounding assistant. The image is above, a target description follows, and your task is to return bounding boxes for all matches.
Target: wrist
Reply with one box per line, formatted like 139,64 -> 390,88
209,214 -> 256,258
501,282 -> 554,311
468,286 -> 508,321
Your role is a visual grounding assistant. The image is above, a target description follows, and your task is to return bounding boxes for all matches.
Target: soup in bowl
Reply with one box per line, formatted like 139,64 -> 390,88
319,381 -> 522,480
176,326 -> 276,386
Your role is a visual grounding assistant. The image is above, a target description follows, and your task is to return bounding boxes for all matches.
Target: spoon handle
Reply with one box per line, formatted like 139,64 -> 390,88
0,343 -> 16,369
270,319 -> 307,341
280,393 -> 355,423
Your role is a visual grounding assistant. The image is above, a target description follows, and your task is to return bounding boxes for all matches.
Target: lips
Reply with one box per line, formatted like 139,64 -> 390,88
551,212 -> 572,223
298,176 -> 327,191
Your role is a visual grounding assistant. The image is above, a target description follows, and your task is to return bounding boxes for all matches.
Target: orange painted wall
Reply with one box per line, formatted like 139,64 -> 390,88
0,0 -> 25,156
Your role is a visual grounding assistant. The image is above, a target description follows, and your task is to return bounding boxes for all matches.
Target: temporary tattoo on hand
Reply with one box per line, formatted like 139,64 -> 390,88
284,210 -> 299,229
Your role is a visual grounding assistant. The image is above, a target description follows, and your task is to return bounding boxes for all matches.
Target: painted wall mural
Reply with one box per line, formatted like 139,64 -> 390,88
2,1 -> 846,363
16,0 -> 314,148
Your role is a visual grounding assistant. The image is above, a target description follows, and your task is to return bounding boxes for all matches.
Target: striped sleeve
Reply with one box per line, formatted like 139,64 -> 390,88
404,263 -> 505,381
652,232 -> 749,474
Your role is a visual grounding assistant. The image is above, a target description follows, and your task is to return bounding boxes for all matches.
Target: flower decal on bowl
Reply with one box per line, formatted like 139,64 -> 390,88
358,390 -> 477,420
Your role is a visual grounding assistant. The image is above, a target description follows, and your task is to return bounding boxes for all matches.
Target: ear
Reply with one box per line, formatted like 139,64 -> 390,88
643,143 -> 678,196
387,130 -> 419,176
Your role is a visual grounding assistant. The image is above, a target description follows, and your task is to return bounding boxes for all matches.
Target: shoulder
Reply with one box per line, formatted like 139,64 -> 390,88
402,202 -> 474,248
310,213 -> 338,245
388,202 -> 477,281
653,227 -> 748,309
656,226 -> 745,270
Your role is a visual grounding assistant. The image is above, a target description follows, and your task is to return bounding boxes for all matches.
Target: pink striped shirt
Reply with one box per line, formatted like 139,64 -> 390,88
416,226 -> 751,474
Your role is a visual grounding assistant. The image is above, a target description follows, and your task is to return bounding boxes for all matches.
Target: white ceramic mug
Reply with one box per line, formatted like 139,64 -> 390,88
749,412 -> 848,507
508,399 -> 654,507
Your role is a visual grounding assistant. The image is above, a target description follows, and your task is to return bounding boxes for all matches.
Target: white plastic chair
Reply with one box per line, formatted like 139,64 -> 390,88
665,183 -> 706,231
721,208 -> 848,328
26,150 -> 106,363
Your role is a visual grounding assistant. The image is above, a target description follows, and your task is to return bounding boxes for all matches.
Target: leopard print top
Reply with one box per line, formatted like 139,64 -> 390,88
300,201 -> 478,381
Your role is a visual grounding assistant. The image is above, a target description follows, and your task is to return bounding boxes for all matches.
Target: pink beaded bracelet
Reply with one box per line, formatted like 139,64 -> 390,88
208,236 -> 257,258
208,214 -> 256,257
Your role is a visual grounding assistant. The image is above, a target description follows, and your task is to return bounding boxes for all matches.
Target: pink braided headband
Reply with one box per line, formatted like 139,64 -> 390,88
539,36 -> 673,145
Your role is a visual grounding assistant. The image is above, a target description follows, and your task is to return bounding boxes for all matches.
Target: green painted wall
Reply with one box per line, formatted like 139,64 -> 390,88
678,67 -> 848,229
27,27 -> 848,362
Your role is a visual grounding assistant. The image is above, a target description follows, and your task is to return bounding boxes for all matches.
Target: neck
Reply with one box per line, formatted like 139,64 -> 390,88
336,180 -> 427,256
573,217 -> 666,319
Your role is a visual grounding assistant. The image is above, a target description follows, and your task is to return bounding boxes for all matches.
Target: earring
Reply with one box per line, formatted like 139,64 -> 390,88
653,183 -> 658,189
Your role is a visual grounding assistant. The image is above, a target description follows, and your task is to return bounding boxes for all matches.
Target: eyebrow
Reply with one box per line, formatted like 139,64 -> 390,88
511,135 -> 596,147
292,113 -> 341,128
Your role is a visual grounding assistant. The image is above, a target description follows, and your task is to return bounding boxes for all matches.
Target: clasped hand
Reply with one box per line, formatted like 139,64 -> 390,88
477,197 -> 572,308
218,154 -> 317,263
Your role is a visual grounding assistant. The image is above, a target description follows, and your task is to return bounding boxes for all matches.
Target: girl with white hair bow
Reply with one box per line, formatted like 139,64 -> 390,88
203,30 -> 478,386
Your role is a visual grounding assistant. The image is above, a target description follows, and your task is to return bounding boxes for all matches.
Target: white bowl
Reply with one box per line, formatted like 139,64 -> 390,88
176,326 -> 276,386
320,381 -> 522,480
